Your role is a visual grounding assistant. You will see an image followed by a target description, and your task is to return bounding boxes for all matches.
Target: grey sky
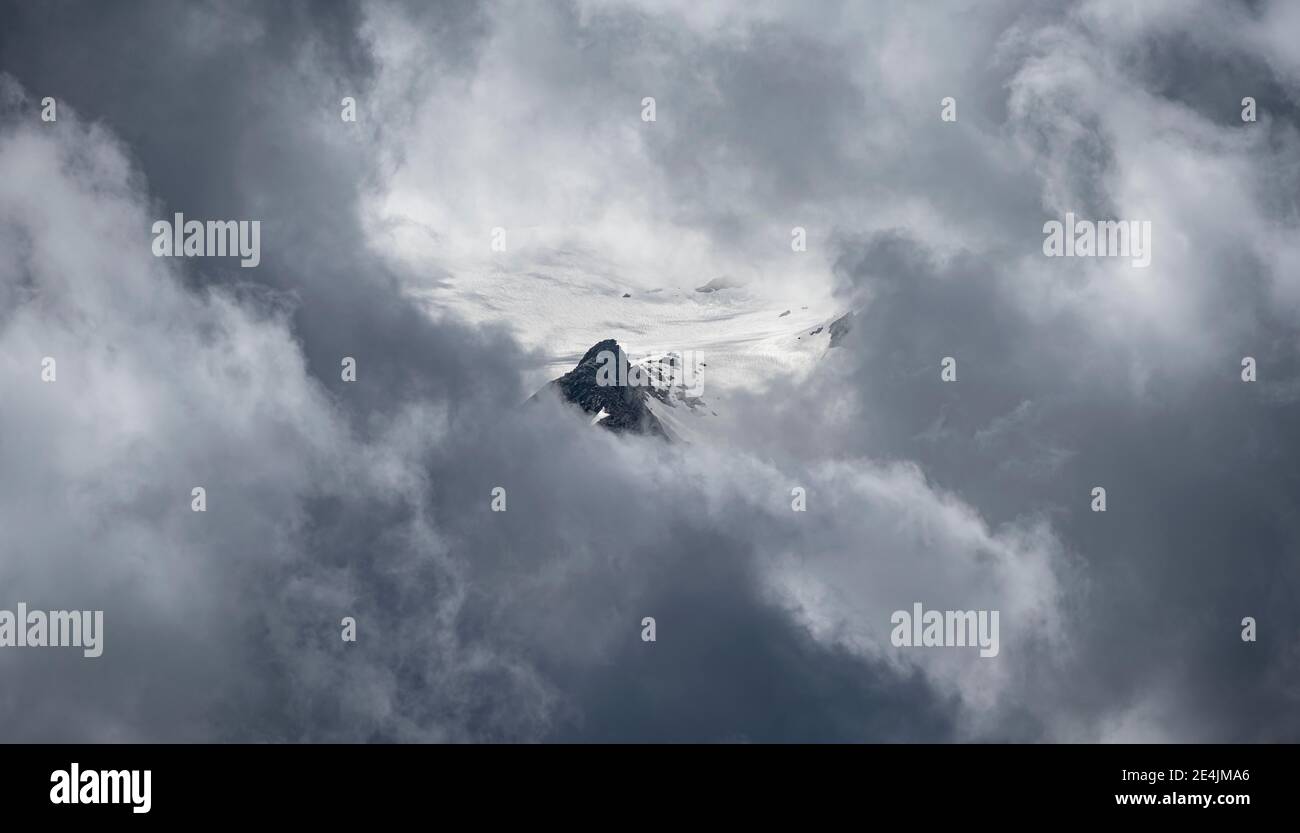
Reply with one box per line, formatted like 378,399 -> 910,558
1,0 -> 1297,741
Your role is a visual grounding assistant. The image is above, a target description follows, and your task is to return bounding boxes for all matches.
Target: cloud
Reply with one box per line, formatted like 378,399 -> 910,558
0,79 -> 1062,738
2,0 -> 1298,743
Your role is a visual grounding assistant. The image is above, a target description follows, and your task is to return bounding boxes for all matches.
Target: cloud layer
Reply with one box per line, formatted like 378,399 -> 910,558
1,0 -> 1298,741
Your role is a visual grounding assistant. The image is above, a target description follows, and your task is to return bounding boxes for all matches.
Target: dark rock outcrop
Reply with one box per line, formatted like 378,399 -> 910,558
828,311 -> 855,347
532,339 -> 670,438
694,276 -> 742,293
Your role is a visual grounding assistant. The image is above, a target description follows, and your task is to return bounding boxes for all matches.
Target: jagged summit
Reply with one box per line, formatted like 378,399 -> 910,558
533,339 -> 670,438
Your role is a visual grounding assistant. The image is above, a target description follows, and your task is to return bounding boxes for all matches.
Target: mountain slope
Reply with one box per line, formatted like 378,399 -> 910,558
533,339 -> 671,439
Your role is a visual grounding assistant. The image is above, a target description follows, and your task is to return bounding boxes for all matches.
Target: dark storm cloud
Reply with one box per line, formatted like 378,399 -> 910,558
2,0 -> 1298,743
709,0 -> 1300,739
0,0 -> 508,418
0,0 -> 975,742
820,230 -> 1300,740
0,0 -> 523,741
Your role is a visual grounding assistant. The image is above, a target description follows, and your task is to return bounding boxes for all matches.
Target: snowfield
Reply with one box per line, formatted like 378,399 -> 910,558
410,262 -> 845,417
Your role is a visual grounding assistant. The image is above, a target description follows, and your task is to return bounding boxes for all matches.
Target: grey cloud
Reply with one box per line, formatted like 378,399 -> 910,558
2,0 -> 1298,743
